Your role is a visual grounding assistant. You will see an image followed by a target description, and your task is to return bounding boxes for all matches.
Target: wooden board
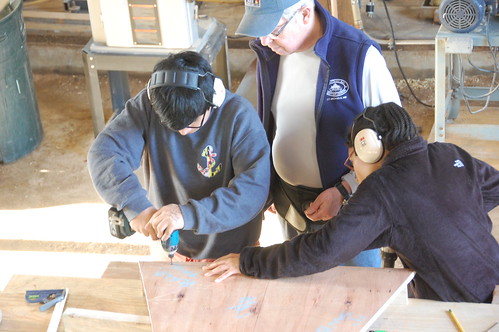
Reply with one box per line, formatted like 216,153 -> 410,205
101,261 -> 142,280
139,262 -> 415,332
370,298 -> 499,332
0,293 -> 53,332
62,308 -> 150,332
0,274 -> 149,331
3,275 -> 147,316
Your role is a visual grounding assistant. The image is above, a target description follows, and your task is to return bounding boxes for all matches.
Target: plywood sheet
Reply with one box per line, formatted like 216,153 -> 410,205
139,262 -> 414,332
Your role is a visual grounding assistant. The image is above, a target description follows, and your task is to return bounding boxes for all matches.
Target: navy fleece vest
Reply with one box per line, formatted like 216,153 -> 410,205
251,0 -> 380,188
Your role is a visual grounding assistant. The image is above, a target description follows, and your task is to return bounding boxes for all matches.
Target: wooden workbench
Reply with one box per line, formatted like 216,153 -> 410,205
0,261 -> 498,332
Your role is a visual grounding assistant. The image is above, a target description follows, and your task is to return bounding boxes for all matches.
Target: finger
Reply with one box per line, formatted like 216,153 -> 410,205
215,270 -> 236,283
204,264 -> 229,278
149,210 -> 164,228
152,219 -> 167,239
202,261 -> 221,271
304,206 -> 316,216
305,209 -> 320,221
145,223 -> 159,240
203,263 -> 227,276
160,224 -> 176,241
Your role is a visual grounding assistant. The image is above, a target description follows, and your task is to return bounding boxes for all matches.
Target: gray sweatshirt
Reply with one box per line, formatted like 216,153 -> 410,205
88,89 -> 270,259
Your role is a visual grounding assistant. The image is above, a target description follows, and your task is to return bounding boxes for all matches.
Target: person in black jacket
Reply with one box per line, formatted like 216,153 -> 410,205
203,102 -> 499,303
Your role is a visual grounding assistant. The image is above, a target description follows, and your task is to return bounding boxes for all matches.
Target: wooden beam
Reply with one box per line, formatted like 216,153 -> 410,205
327,0 -> 363,29
0,0 -> 10,13
318,0 -> 333,14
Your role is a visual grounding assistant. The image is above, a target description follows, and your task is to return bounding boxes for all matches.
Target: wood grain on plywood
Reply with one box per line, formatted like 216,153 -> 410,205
139,262 -> 414,332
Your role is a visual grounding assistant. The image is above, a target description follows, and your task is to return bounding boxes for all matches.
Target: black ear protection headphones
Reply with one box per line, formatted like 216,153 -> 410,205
351,111 -> 384,164
147,70 -> 225,108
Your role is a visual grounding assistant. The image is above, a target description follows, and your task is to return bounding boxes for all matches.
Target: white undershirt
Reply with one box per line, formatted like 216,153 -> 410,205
271,46 -> 400,188
272,47 -> 322,187
362,46 -> 401,108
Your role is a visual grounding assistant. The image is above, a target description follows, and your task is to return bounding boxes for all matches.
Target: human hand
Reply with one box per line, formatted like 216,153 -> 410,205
149,204 -> 185,241
304,187 -> 342,221
267,204 -> 277,214
202,253 -> 242,283
130,207 -> 158,240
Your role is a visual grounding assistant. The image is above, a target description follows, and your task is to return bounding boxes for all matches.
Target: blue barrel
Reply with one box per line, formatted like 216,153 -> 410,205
0,0 -> 43,163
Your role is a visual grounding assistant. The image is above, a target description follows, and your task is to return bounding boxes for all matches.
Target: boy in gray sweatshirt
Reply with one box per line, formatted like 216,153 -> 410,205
88,51 -> 270,260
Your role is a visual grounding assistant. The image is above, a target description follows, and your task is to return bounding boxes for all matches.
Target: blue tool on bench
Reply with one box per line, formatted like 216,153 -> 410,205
25,289 -> 67,312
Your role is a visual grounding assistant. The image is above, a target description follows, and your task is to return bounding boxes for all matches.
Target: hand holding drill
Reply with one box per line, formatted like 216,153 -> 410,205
108,204 -> 183,263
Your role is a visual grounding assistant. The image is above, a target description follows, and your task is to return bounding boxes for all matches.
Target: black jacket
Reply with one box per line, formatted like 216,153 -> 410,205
240,136 -> 499,303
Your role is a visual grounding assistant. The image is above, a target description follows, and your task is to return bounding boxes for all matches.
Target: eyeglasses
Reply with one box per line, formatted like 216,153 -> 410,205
344,150 -> 354,171
270,7 -> 301,38
186,108 -> 208,129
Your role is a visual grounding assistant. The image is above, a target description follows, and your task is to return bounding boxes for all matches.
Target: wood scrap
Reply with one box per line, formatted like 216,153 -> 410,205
370,298 -> 499,331
62,308 -> 150,332
493,285 -> 499,305
46,288 -> 68,332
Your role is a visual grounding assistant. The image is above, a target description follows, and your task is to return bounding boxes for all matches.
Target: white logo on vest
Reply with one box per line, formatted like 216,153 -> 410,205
326,79 -> 349,100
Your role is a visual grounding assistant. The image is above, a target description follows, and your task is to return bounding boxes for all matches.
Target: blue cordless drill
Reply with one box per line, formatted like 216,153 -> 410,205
161,230 -> 179,265
108,207 -> 179,264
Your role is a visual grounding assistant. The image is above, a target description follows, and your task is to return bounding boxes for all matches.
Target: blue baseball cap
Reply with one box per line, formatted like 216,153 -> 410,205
236,0 -> 301,37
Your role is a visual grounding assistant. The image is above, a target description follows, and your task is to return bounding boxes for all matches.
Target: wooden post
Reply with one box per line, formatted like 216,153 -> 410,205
0,0 -> 10,13
325,0 -> 363,30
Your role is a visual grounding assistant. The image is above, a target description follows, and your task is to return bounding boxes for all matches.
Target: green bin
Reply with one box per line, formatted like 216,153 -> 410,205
0,0 -> 43,163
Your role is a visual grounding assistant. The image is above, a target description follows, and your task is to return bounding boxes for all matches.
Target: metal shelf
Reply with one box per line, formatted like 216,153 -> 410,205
434,19 -> 499,142
82,17 -> 230,136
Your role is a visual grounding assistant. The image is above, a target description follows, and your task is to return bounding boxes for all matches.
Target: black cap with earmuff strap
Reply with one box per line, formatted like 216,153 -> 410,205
147,70 -> 225,108
149,70 -> 203,90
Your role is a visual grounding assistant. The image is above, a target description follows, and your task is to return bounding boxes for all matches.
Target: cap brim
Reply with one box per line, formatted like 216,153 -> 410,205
235,9 -> 283,37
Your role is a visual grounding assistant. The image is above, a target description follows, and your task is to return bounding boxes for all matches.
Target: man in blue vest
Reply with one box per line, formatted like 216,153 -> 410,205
236,0 -> 401,267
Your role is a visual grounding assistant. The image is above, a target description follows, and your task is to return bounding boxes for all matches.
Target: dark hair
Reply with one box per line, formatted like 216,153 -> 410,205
149,51 -> 215,130
347,102 -> 418,150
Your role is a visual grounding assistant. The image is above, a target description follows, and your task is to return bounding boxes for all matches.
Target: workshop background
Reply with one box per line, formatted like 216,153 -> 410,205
0,0 -> 498,291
